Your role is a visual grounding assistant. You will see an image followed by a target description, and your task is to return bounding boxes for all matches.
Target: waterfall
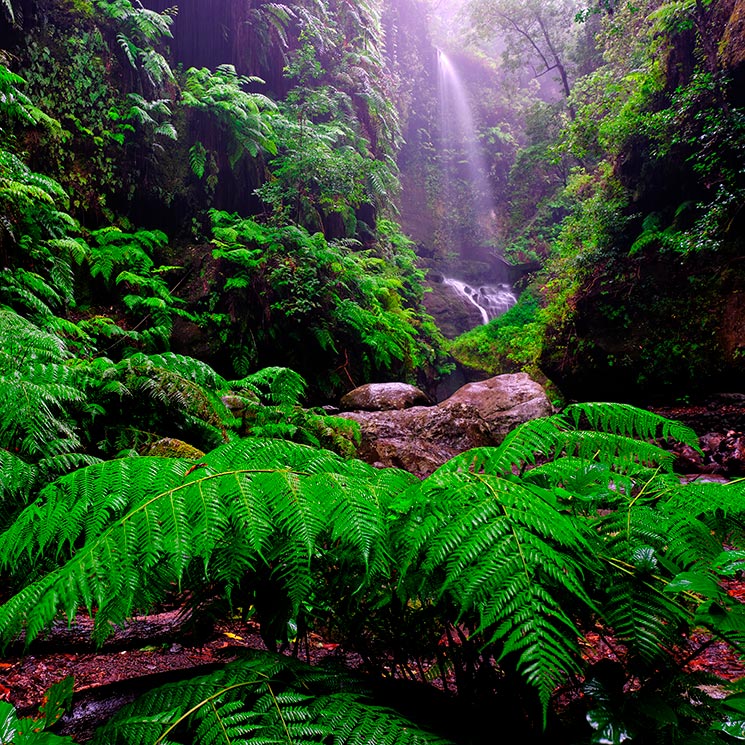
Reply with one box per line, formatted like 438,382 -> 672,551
443,277 -> 516,325
436,52 -> 516,330
437,50 -> 495,234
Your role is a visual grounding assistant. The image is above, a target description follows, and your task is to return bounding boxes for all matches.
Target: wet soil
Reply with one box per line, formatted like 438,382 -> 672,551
0,611 -> 358,742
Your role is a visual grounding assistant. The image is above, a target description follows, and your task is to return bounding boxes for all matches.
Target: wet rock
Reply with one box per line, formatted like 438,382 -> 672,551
442,374 -> 553,439
340,382 -> 431,411
672,429 -> 745,477
422,278 -> 484,339
339,373 -> 552,478
702,430 -> 745,475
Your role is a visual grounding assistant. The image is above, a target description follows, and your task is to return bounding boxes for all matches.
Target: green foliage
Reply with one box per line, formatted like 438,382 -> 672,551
94,0 -> 175,91
256,106 -> 398,234
0,308 -> 99,475
182,65 -> 277,170
2,400 -> 744,742
92,652 -> 451,745
88,226 -> 163,284
0,438 -> 398,647
207,210 -> 443,392
449,289 -> 542,375
0,677 -> 73,744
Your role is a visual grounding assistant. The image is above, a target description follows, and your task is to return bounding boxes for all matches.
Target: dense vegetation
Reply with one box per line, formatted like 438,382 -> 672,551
2,0 -> 745,742
447,0 -> 745,401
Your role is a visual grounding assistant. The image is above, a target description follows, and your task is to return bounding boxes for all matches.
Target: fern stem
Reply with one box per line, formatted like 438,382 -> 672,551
153,677 -> 272,745
266,678 -> 296,744
477,473 -> 530,581
210,699 -> 230,744
626,466 -> 664,537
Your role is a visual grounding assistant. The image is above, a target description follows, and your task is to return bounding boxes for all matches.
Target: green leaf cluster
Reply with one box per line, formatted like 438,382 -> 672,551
2,401 -> 745,741
206,210 -> 444,392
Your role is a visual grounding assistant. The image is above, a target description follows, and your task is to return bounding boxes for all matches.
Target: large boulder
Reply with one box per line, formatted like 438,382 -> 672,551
339,373 -> 552,478
340,382 -> 431,411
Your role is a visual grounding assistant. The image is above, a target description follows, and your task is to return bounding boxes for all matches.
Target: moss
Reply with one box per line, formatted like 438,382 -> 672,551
141,437 -> 206,459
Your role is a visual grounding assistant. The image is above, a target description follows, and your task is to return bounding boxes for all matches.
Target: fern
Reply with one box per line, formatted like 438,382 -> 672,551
0,310 -> 96,463
182,65 -> 277,168
1,398 -> 742,739
91,652 -> 452,745
189,141 -> 207,179
0,677 -> 73,744
399,467 -> 597,712
0,439 -> 393,647
230,366 -> 306,407
439,402 -> 697,484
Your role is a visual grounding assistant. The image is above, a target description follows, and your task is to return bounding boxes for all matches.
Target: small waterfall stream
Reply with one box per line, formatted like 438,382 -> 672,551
442,277 -> 516,325
437,50 -> 495,239
433,52 -> 518,333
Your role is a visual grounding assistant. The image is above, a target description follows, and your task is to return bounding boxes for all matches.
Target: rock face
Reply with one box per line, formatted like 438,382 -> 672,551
721,0 -> 745,73
422,278 -> 485,339
339,373 -> 552,478
339,382 -> 431,411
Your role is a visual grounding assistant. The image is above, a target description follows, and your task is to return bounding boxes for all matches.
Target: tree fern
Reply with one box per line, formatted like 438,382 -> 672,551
0,439 -> 393,647
398,467 -> 597,712
90,652 -> 452,745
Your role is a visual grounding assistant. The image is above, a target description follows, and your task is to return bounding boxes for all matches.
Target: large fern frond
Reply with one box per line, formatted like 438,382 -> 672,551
400,467 -> 597,711
91,652 -> 452,745
0,440 -> 392,647
440,403 -> 697,497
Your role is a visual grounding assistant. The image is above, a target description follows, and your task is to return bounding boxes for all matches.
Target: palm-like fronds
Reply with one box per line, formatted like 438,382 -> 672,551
91,652 -> 452,745
399,467 -> 596,710
0,439 -> 393,647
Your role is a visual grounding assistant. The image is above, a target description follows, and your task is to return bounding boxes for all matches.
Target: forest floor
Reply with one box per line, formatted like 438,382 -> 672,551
4,400 -> 745,741
2,581 -> 744,742
1,611 -> 363,741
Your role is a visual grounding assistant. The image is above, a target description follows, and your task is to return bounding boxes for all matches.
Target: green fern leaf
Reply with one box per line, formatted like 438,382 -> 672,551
190,141 -> 207,179
90,652 -> 452,745
402,468 -> 596,712
0,440 -> 388,647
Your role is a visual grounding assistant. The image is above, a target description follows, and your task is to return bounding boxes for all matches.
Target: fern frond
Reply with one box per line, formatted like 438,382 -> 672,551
441,403 -> 691,488
114,353 -> 233,435
560,402 -> 699,447
91,652 -> 452,745
0,440 -> 389,646
403,468 -> 596,711
230,366 -> 306,406
189,141 -> 207,179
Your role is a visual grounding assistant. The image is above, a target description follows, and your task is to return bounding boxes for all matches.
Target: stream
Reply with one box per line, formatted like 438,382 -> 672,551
442,277 -> 516,325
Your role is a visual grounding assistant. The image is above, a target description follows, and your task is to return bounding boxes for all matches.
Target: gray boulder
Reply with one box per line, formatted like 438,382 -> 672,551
339,373 -> 552,478
339,382 -> 431,411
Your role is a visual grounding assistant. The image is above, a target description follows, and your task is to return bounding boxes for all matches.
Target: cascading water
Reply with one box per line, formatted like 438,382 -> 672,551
443,277 -> 516,325
437,50 -> 495,240
436,51 -> 516,328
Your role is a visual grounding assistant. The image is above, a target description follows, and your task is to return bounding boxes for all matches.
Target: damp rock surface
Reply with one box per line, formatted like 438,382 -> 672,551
339,373 -> 553,478
339,382 -> 431,411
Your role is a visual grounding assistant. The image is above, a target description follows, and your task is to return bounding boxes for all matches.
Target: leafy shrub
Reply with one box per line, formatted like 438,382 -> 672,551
205,210 -> 444,392
1,403 -> 744,742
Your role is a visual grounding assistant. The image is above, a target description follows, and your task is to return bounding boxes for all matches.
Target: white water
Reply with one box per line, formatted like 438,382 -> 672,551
437,51 -> 495,231
443,277 -> 516,325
